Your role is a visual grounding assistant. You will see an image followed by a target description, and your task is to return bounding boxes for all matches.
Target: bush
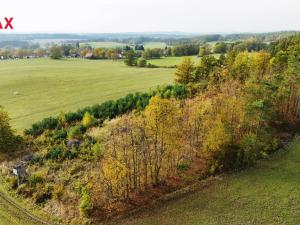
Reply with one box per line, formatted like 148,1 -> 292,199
52,129 -> 67,140
25,117 -> 59,136
82,112 -> 96,128
34,184 -> 53,204
8,177 -> 18,190
28,173 -> 44,187
240,134 -> 263,166
177,163 -> 190,172
216,134 -> 264,171
17,183 -> 33,197
64,148 -> 78,160
137,58 -> 147,67
30,153 -> 44,165
79,188 -> 92,217
92,143 -> 102,159
46,147 -> 62,160
52,184 -> 64,200
147,63 -> 159,68
209,160 -> 222,175
68,125 -> 83,139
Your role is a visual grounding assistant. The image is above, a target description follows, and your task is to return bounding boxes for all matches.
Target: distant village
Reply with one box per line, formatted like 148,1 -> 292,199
0,41 -> 153,60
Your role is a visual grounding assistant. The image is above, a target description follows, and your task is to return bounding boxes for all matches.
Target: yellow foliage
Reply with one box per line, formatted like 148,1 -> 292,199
174,57 -> 196,84
144,96 -> 178,129
58,112 -> 66,127
203,117 -> 230,159
102,157 -> 127,198
250,51 -> 271,79
82,112 -> 95,128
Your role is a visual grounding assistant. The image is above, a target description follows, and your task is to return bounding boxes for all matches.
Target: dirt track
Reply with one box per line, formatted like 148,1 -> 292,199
0,190 -> 55,225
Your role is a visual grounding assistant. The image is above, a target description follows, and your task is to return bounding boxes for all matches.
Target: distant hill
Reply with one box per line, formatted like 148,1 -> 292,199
0,31 -> 299,47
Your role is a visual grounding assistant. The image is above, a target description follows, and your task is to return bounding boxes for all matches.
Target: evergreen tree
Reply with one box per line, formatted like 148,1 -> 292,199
0,107 -> 17,153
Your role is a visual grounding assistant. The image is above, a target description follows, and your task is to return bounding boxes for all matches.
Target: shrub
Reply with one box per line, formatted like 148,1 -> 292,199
48,162 -> 62,172
52,129 -> 67,140
177,163 -> 190,172
30,153 -> 44,165
68,125 -> 83,139
216,134 -> 264,171
25,117 -> 59,136
92,143 -> 102,159
52,184 -> 64,200
82,112 -> 96,128
216,145 -> 241,171
240,134 -> 263,166
17,183 -> 34,197
8,177 -> 18,190
137,58 -> 147,67
28,173 -> 44,187
64,148 -> 78,160
34,184 -> 53,204
64,111 -> 83,123
79,188 -> 92,217
209,160 -> 222,175
46,147 -> 62,160
147,63 -> 159,68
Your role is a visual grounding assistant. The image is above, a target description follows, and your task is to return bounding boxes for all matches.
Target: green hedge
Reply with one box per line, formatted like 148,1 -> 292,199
24,84 -> 189,136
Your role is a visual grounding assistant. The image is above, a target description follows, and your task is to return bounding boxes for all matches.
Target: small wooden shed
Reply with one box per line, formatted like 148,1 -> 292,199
12,164 -> 27,185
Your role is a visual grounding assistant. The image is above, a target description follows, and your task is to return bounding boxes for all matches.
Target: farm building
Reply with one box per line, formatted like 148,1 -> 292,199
85,52 -> 96,59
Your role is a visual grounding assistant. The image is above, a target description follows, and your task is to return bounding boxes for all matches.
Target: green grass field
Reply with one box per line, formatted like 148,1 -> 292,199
148,56 -> 200,67
0,198 -> 41,225
79,41 -> 167,49
0,184 -> 45,225
80,41 -> 126,48
148,54 -> 222,67
143,42 -> 168,49
0,58 -> 173,131
124,139 -> 300,225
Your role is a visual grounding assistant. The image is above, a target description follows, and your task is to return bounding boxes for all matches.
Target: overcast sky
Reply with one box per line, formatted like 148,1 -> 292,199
1,0 -> 300,33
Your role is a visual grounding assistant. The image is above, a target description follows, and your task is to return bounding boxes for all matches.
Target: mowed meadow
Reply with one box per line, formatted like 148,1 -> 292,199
148,54 -> 221,67
148,56 -> 200,67
79,41 -> 168,49
0,58 -> 174,131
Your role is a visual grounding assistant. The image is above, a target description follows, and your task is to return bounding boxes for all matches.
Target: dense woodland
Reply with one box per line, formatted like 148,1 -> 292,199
0,34 -> 300,224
